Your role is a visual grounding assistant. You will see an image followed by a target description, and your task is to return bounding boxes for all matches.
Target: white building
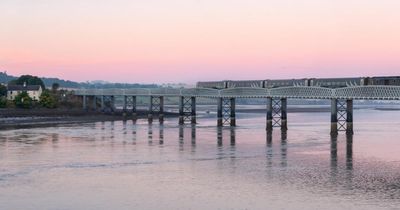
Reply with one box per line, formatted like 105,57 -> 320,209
7,83 -> 43,101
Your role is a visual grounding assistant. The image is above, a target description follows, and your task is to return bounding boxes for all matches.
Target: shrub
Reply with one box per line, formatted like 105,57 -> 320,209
39,90 -> 58,108
14,91 -> 32,109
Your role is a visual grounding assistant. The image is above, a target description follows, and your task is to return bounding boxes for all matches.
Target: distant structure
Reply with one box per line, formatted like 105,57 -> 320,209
7,82 -> 43,101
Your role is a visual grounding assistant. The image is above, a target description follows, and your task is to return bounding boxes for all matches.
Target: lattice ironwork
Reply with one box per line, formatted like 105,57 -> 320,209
75,85 -> 400,100
150,96 -> 161,113
102,96 -> 114,112
125,96 -> 136,112
272,98 -> 282,127
337,99 -> 347,131
222,98 -> 232,126
181,97 -> 193,123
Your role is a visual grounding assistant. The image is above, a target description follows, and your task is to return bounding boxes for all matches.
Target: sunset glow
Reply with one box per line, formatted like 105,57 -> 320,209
1,0 -> 399,83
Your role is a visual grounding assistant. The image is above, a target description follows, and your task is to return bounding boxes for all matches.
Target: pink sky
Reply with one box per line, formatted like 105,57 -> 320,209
1,0 -> 399,84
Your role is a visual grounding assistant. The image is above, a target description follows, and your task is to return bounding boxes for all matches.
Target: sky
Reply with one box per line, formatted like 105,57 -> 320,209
0,0 -> 399,84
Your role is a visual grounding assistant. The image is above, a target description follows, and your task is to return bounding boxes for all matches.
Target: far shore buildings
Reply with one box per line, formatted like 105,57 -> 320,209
7,83 -> 43,101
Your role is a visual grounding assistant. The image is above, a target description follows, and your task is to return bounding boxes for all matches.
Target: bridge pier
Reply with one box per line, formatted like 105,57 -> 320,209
148,96 -> 164,124
101,96 -> 114,113
100,95 -> 105,111
346,100 -> 354,135
82,95 -> 87,111
179,96 -> 197,125
92,96 -> 97,111
330,99 -> 354,135
266,98 -> 287,131
217,97 -> 236,127
123,96 -> 137,119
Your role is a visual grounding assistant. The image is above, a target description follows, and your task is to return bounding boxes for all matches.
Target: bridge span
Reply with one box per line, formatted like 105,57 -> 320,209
75,85 -> 400,135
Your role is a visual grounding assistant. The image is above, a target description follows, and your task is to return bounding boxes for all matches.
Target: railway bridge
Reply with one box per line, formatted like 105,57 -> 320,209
75,84 -> 400,135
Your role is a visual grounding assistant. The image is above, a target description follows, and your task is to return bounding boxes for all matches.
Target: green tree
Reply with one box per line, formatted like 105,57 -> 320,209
14,91 -> 32,109
0,84 -> 6,97
0,97 -> 7,108
51,82 -> 60,92
9,75 -> 45,89
39,90 -> 58,108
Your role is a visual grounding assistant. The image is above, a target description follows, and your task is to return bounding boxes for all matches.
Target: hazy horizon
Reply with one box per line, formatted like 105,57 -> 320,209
1,0 -> 400,83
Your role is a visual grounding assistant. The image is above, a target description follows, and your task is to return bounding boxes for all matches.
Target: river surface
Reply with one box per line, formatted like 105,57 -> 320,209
1,108 -> 400,209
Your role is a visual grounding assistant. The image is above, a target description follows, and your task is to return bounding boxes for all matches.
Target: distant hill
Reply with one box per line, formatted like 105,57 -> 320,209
0,72 -> 159,89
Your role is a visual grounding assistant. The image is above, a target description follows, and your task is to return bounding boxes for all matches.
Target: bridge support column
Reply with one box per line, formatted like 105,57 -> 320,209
266,97 -> 273,131
123,96 -> 127,114
159,96 -> 164,123
179,96 -> 196,125
131,96 -> 137,120
92,96 -> 97,111
346,100 -> 354,135
281,98 -> 287,131
330,99 -> 338,135
149,96 -> 163,124
82,95 -> 87,111
266,98 -> 284,131
110,96 -> 115,113
191,97 -> 196,124
100,95 -> 105,111
217,97 -> 236,127
217,98 -> 223,126
331,99 -> 354,135
230,98 -> 236,126
148,96 -> 154,124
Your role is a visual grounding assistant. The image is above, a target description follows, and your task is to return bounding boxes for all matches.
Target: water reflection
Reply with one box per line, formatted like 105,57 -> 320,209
132,120 -> 137,143
330,134 -> 354,189
265,131 -> 288,168
216,127 -> 236,146
147,124 -> 153,145
159,124 -> 164,145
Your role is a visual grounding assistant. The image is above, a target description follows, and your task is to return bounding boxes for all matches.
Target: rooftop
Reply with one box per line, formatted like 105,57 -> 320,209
7,85 -> 41,91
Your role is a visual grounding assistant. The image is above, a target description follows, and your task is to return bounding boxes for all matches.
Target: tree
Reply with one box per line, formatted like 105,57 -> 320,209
39,90 -> 58,108
14,91 -> 32,109
0,84 -> 6,97
9,75 -> 45,89
0,97 -> 7,108
51,83 -> 60,92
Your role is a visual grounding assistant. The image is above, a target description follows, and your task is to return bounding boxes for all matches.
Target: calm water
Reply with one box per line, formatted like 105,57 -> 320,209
1,109 -> 400,209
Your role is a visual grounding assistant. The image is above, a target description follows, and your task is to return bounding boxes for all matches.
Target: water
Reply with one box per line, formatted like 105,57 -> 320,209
1,109 -> 400,209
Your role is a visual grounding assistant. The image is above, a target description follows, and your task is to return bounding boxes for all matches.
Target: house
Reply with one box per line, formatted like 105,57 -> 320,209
7,83 -> 43,101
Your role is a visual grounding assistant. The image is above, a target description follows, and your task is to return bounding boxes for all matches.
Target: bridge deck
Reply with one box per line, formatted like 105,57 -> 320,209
74,86 -> 400,100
